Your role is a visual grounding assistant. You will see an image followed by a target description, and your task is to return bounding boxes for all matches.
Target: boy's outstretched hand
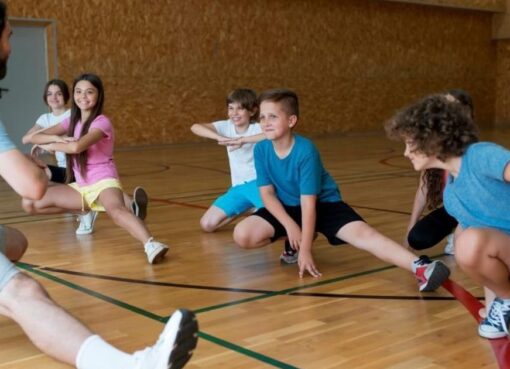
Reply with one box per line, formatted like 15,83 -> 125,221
298,250 -> 322,278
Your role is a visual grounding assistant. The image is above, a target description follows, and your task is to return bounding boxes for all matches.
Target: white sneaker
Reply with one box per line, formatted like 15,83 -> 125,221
76,211 -> 98,235
444,233 -> 455,255
133,309 -> 198,369
144,238 -> 169,264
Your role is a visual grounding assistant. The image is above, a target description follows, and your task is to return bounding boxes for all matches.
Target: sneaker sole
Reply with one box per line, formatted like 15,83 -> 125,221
420,262 -> 451,292
478,326 -> 508,339
149,246 -> 169,264
167,309 -> 199,369
133,187 -> 148,220
280,256 -> 298,265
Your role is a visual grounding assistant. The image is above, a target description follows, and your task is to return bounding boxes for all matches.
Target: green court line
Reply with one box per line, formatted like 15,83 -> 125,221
193,264 -> 396,314
16,254 -> 446,368
16,262 -> 299,369
193,253 -> 447,314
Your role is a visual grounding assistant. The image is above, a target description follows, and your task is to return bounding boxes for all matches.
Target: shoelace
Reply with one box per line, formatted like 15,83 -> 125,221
415,255 -> 432,266
487,300 -> 510,328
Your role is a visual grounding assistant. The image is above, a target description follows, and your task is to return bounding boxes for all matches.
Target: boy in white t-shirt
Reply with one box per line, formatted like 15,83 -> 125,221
191,88 -> 265,232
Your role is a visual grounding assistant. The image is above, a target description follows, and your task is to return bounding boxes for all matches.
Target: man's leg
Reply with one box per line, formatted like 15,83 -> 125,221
0,257 -> 197,368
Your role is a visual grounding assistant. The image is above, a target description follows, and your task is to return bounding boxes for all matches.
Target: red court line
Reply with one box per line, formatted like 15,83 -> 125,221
443,279 -> 510,369
151,197 -> 208,210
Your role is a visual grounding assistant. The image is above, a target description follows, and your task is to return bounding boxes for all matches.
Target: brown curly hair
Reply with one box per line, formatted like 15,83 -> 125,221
386,94 -> 479,209
386,94 -> 478,161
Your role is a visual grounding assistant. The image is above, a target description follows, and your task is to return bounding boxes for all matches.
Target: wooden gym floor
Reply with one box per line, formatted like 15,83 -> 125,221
0,129 -> 509,369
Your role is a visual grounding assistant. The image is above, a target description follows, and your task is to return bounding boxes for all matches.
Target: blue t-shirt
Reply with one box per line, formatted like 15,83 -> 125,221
443,142 -> 510,234
254,134 -> 341,206
0,121 -> 15,153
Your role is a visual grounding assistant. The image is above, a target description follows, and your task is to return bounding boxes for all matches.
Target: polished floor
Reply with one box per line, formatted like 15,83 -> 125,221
1,129 -> 509,369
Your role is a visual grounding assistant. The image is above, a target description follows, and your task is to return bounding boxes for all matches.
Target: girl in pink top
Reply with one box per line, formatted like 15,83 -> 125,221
22,73 -> 168,264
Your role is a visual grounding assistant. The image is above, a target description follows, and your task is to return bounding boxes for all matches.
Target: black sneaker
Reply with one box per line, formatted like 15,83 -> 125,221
133,186 -> 149,220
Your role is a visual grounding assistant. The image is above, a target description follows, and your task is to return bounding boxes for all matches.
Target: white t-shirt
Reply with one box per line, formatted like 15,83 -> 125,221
212,120 -> 262,186
35,110 -> 70,168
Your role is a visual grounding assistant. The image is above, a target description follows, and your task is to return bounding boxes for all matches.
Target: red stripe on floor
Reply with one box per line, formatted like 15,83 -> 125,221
443,279 -> 510,369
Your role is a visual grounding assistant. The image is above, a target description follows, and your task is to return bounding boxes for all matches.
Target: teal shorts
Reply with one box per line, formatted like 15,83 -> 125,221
213,180 -> 263,217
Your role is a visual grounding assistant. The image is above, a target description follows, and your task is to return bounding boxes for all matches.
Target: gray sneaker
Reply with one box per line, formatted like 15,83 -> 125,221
144,238 -> 169,264
133,309 -> 198,369
76,211 -> 98,235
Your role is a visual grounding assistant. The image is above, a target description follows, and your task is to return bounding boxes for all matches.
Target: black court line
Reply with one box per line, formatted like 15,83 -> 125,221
21,263 -> 274,294
290,292 -> 484,301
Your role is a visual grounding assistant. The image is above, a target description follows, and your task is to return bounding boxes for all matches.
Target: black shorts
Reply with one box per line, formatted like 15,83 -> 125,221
253,201 -> 364,245
48,165 -> 72,184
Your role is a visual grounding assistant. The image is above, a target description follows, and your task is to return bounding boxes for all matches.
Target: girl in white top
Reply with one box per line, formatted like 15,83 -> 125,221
23,79 -> 70,182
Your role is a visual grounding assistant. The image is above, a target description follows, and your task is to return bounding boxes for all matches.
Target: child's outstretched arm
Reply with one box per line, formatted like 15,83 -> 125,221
38,128 -> 103,154
405,172 -> 427,246
220,133 -> 266,151
190,123 -> 226,142
299,194 -> 321,278
27,124 -> 72,145
260,184 -> 302,247
22,123 -> 44,145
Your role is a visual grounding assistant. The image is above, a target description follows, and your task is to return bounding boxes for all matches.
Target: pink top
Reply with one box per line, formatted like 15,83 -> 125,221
60,114 -> 118,186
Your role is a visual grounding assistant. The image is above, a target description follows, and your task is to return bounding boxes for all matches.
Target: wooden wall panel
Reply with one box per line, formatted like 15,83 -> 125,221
385,0 -> 505,12
8,0 -> 497,146
496,40 -> 510,126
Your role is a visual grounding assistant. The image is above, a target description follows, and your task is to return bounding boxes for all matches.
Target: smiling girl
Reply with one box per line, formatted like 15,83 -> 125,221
22,73 -> 168,264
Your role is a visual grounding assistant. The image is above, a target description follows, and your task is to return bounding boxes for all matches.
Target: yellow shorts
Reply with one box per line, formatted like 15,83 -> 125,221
68,178 -> 123,212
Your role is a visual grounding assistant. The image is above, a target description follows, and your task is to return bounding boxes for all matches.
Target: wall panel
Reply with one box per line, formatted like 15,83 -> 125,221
8,0 -> 497,145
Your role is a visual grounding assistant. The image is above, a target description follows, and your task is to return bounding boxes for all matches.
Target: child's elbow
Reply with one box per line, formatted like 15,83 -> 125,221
21,135 -> 30,145
190,124 -> 199,133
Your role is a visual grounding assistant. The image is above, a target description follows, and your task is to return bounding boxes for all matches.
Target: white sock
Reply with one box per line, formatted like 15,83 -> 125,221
76,335 -> 135,369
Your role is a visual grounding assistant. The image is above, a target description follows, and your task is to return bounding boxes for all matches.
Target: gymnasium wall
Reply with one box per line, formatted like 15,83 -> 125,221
9,0 -> 497,146
496,41 -> 510,126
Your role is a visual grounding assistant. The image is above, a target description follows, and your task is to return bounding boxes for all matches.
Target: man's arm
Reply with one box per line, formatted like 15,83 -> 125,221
0,149 -> 47,199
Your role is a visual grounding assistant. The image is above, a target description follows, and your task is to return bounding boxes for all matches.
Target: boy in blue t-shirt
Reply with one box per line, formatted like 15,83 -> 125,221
233,88 -> 450,293
386,93 -> 510,340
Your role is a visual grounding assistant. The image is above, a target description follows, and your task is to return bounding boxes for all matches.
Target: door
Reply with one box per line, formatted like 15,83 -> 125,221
0,19 -> 56,152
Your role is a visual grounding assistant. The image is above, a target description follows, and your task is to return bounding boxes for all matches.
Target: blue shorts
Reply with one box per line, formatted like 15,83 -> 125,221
213,180 -> 264,217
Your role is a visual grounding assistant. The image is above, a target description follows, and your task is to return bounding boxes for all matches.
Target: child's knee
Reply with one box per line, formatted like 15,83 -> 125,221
455,229 -> 485,268
233,226 -> 254,248
200,216 -> 218,233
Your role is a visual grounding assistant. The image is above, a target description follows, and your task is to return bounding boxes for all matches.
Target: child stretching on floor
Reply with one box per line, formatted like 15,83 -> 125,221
233,88 -> 450,292
404,90 -> 474,254
22,73 -> 167,264
23,79 -> 148,235
386,93 -> 510,339
191,88 -> 264,232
